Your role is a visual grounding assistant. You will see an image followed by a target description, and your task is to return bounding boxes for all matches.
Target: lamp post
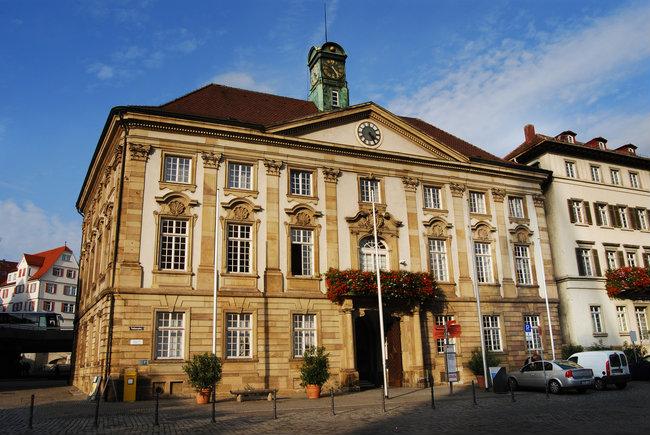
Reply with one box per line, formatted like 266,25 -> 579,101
371,189 -> 389,398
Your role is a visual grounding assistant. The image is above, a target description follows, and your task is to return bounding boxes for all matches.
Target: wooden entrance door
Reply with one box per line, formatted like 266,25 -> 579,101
386,319 -> 403,387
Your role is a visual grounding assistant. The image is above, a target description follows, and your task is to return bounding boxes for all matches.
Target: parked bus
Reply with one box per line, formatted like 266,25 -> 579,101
0,312 -> 63,329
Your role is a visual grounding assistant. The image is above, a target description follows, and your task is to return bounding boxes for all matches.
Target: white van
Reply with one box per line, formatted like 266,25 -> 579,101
568,351 -> 630,390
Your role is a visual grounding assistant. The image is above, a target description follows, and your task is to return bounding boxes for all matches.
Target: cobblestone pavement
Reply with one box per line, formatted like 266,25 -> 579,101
0,380 -> 648,434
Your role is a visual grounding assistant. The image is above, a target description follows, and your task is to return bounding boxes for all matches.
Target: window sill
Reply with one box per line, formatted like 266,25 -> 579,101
516,284 -> 539,289
574,223 -> 590,227
224,188 -> 259,198
287,275 -> 321,281
619,332 -> 630,336
470,212 -> 491,219
154,270 -> 193,276
159,181 -> 196,193
620,228 -> 634,232
287,194 -> 319,203
220,272 -> 259,278
509,217 -> 529,224
225,358 -> 258,363
151,358 -> 185,364
423,208 -> 448,214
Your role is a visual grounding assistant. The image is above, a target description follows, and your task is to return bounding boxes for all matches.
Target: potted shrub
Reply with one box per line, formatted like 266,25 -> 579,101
467,348 -> 500,388
182,353 -> 222,404
299,346 -> 330,399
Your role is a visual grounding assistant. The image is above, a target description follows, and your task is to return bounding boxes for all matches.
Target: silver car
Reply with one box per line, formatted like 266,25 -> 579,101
508,360 -> 594,394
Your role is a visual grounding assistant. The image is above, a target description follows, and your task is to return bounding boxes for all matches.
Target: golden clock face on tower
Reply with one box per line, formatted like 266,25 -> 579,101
323,59 -> 344,79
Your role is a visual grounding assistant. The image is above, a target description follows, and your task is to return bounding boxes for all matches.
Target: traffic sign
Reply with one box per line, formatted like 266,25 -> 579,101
524,323 -> 532,333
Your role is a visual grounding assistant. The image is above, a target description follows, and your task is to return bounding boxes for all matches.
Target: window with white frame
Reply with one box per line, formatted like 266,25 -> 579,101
28,283 -> 37,293
63,285 -> 77,296
597,204 -> 609,226
577,248 -> 594,277
610,169 -> 621,185
359,178 -> 380,203
565,161 -> 577,178
626,252 -> 637,267
62,253 -> 71,262
155,312 -> 184,359
62,303 -> 75,314
469,191 -> 486,214
524,315 -> 542,350
289,169 -> 312,196
590,305 -> 604,334
290,229 -> 313,276
616,306 -> 629,333
606,251 -> 618,270
26,301 -> 35,311
292,314 -> 316,357
571,200 -> 585,223
226,313 -> 252,358
331,90 -> 340,107
474,242 -> 493,283
435,315 -> 455,353
52,267 -> 63,277
428,239 -> 448,282
66,269 -> 76,279
163,155 -> 191,184
45,283 -> 56,294
12,302 -> 22,312
637,209 -> 648,230
508,196 -> 525,218
482,315 -> 502,351
227,224 -> 252,273
423,186 -> 442,209
590,166 -> 601,182
618,207 -> 629,228
514,245 -> 533,285
43,301 -> 54,312
359,237 -> 388,272
227,162 -> 253,190
636,307 -> 648,340
159,218 -> 188,270
629,172 -> 640,189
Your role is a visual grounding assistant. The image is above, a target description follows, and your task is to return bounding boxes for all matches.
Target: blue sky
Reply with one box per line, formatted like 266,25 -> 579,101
1,0 -> 649,259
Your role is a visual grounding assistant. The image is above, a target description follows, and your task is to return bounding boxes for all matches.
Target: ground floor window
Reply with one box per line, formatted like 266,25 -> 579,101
523,315 -> 542,350
616,306 -> 629,333
482,315 -> 502,351
155,312 -> 184,359
292,314 -> 316,357
435,315 -> 455,353
590,305 -> 604,334
227,313 -> 252,358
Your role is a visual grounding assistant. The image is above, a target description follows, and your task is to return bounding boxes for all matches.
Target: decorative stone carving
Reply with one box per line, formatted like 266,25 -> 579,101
128,143 -> 151,161
533,194 -> 545,207
264,159 -> 284,176
201,152 -> 223,169
491,188 -> 506,202
232,205 -> 250,221
285,204 -> 322,227
510,225 -> 534,244
296,211 -> 312,226
449,183 -> 466,197
472,222 -> 496,242
322,167 -> 342,183
424,217 -> 453,238
113,144 -> 124,167
402,177 -> 419,192
222,198 -> 262,222
346,210 -> 402,236
168,200 -> 186,216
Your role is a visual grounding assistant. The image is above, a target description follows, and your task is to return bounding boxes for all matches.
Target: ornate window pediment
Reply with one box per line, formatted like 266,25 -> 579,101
221,197 -> 262,222
509,225 -> 534,244
472,221 -> 497,242
285,204 -> 323,227
423,217 -> 453,239
345,210 -> 402,236
155,192 -> 199,218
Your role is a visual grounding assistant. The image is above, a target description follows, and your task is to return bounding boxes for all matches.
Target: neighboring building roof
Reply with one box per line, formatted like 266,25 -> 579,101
0,246 -> 72,286
0,260 -> 18,286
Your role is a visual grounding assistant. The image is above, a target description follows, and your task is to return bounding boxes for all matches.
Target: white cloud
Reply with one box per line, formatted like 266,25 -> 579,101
87,62 -> 115,80
209,71 -> 274,93
0,200 -> 81,260
389,3 -> 650,156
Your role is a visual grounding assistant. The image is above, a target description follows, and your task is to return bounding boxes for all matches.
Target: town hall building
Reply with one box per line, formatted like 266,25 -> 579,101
73,42 -> 562,398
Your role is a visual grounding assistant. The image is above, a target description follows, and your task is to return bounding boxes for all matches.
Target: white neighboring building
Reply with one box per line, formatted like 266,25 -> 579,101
506,125 -> 650,349
0,246 -> 79,329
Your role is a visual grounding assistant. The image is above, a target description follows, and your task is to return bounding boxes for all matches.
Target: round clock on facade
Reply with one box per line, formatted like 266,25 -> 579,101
357,122 -> 382,146
323,59 -> 344,79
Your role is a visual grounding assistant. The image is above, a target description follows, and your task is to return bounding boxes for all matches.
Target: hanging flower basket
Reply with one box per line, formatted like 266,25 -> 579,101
324,268 -> 440,310
606,267 -> 650,300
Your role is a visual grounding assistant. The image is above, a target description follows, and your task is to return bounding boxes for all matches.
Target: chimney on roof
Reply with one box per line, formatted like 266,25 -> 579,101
524,124 -> 536,143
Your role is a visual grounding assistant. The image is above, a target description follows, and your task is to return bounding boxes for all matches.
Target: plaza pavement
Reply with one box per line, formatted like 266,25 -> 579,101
0,379 -> 647,434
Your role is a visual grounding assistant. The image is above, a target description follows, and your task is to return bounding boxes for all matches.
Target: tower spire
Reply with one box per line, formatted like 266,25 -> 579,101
324,2 -> 328,43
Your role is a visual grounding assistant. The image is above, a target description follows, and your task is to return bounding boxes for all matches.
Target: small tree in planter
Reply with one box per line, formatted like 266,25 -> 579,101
299,346 -> 330,399
183,353 -> 222,404
467,348 -> 500,388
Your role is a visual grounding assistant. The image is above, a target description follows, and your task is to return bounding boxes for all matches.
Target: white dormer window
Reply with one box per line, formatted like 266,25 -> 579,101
598,141 -> 606,150
566,135 -> 574,144
331,90 -> 340,107
62,254 -> 71,262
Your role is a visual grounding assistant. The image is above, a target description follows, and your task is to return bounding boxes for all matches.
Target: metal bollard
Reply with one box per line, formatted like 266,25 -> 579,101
472,380 -> 477,406
154,389 -> 160,426
330,389 -> 335,416
272,390 -> 277,420
510,386 -> 516,403
94,389 -> 101,428
381,385 -> 386,413
28,394 -> 34,429
211,386 -> 216,423
429,377 -> 435,409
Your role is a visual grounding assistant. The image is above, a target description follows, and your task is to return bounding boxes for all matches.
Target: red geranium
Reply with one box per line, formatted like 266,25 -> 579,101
606,267 -> 650,300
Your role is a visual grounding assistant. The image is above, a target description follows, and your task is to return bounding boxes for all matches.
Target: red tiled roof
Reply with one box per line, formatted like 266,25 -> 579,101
158,84 -> 319,127
23,246 -> 71,281
24,254 -> 45,267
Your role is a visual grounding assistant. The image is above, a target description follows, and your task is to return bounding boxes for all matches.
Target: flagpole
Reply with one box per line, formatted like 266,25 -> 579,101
212,181 -> 220,355
371,190 -> 389,398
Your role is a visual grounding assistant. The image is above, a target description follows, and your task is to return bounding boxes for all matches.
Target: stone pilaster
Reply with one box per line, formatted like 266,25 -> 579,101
449,183 -> 473,297
115,143 -> 150,288
492,188 -> 516,298
264,159 -> 284,293
339,300 -> 359,389
323,167 -> 342,269
197,152 -> 223,290
402,177 -> 422,271
532,194 -> 558,298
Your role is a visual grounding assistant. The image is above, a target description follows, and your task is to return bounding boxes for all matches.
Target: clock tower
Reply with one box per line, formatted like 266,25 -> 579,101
308,42 -> 349,111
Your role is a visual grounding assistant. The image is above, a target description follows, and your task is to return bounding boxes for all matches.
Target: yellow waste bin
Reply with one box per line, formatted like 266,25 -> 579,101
123,368 -> 137,402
